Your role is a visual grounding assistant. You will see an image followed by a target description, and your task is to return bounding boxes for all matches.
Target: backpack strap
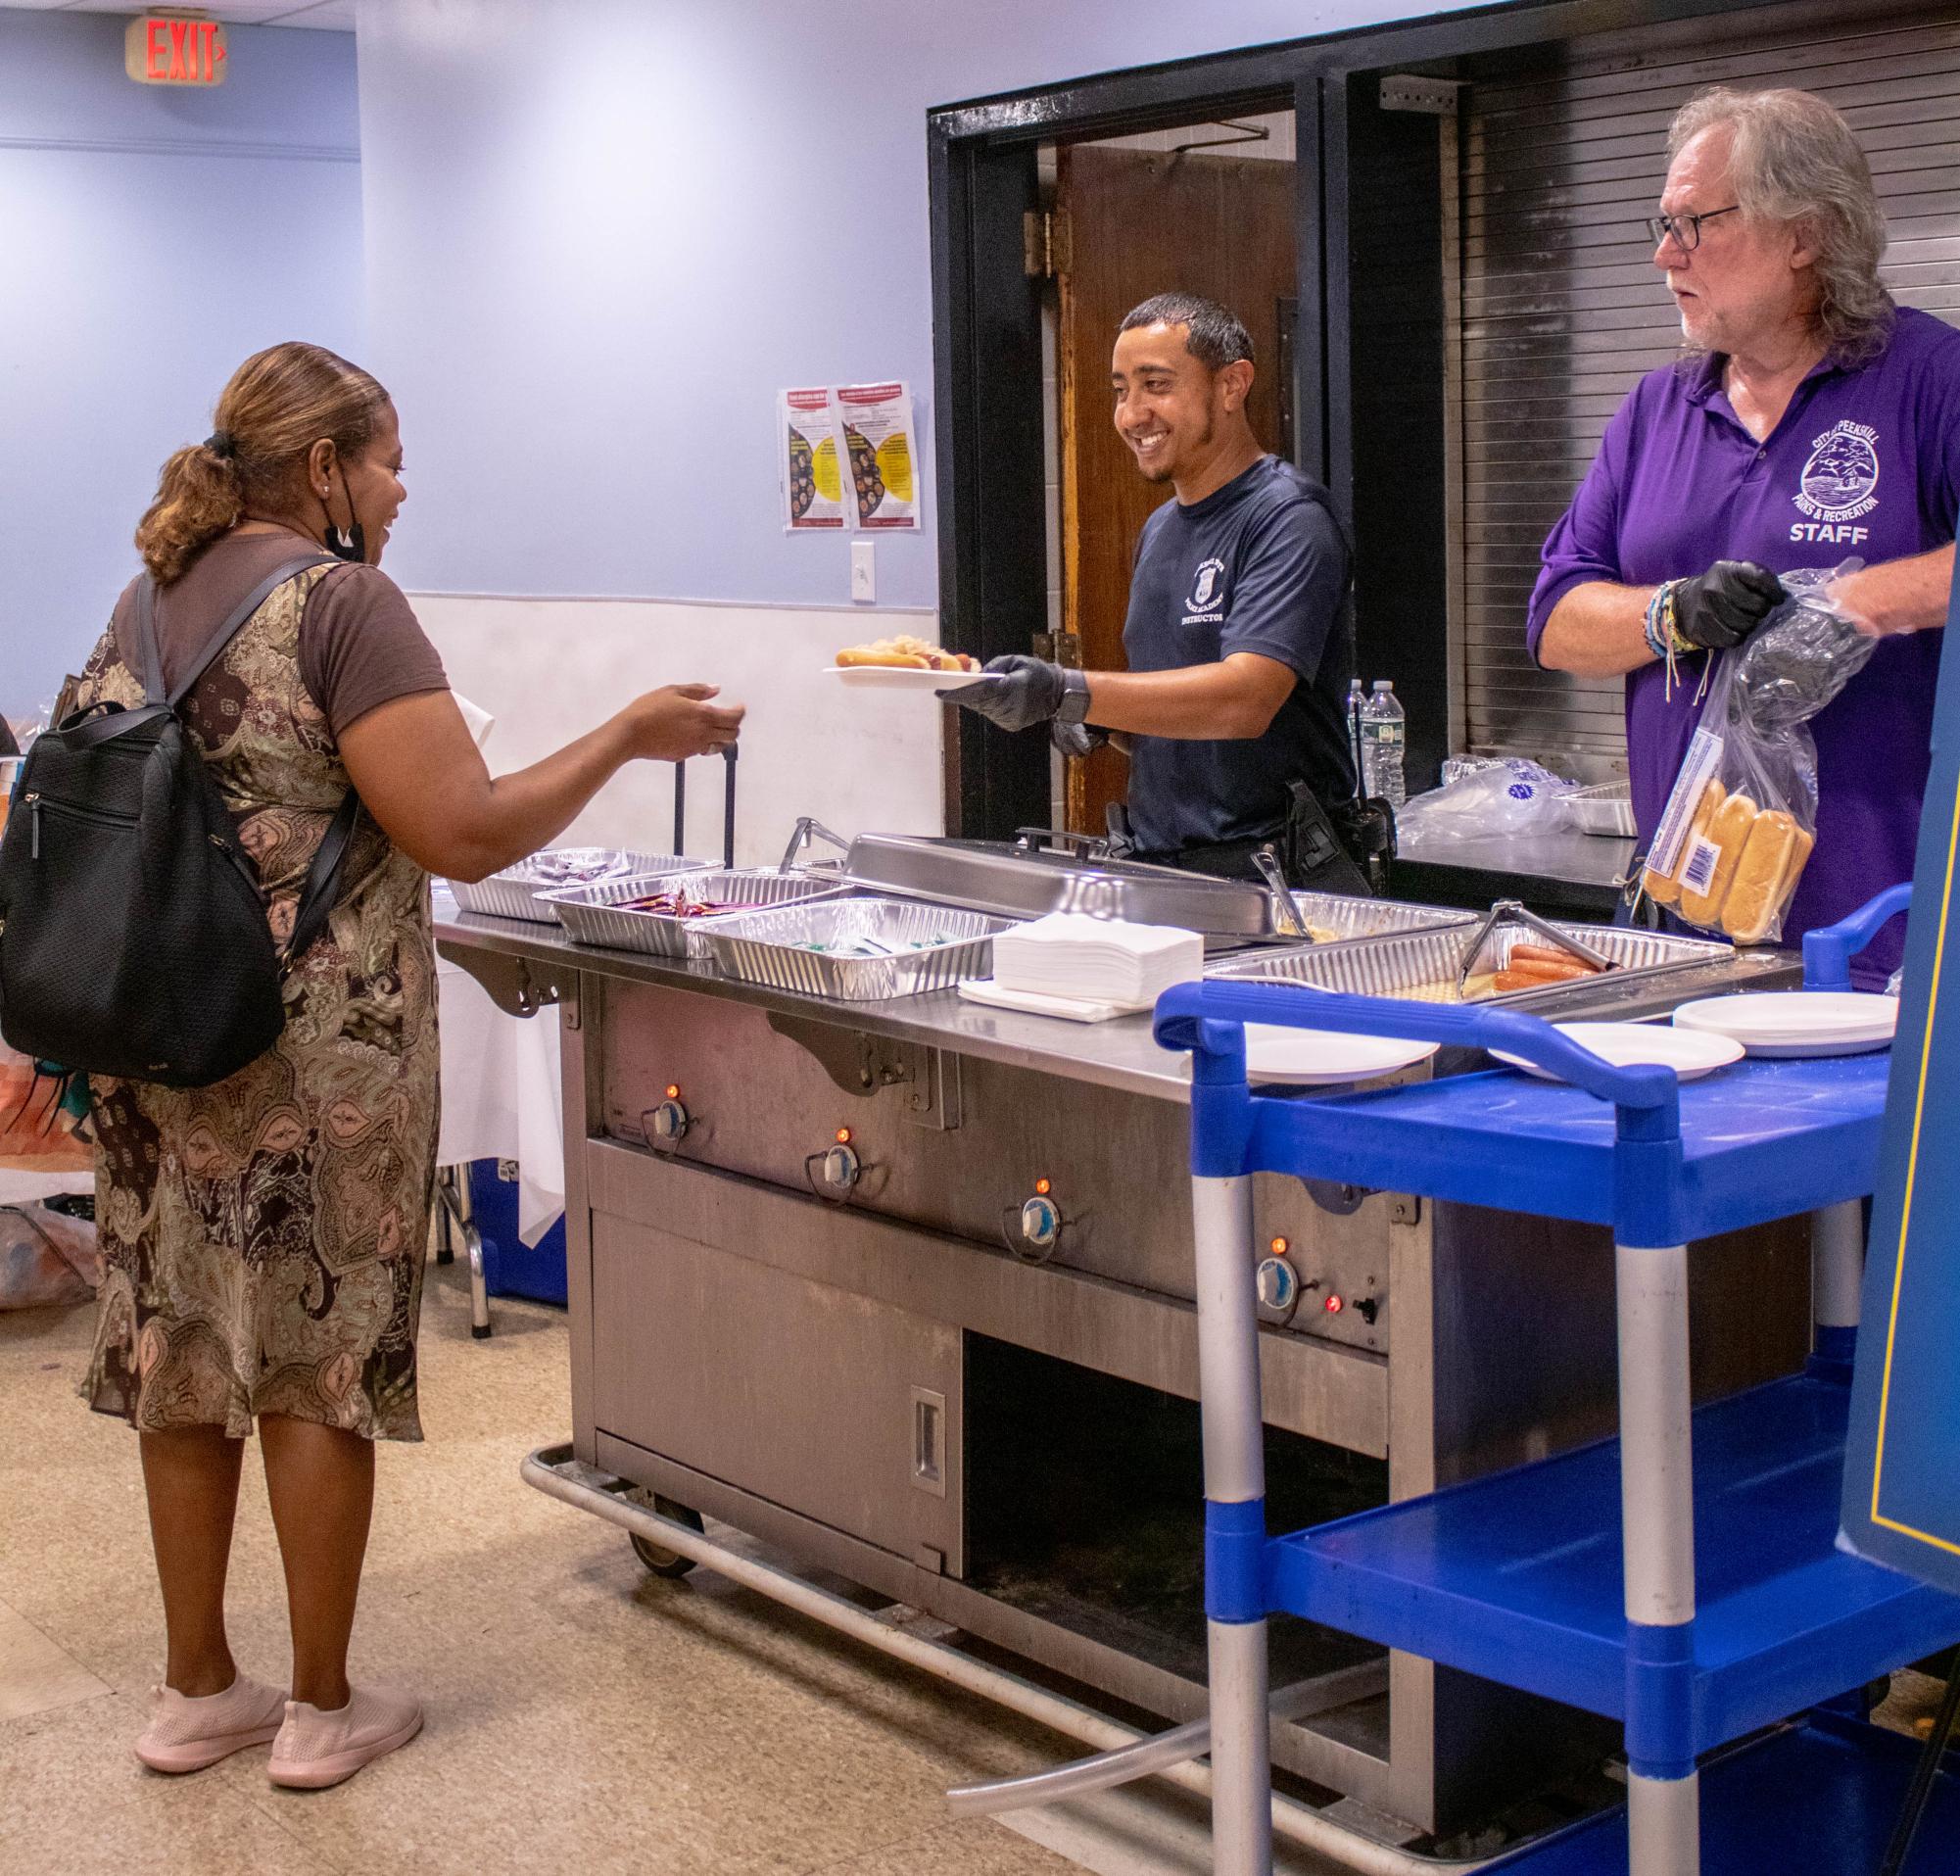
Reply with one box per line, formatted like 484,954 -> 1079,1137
59,699 -> 172,752
134,576 -> 167,705
282,789 -> 362,973
167,553 -> 339,709
150,551 -> 360,974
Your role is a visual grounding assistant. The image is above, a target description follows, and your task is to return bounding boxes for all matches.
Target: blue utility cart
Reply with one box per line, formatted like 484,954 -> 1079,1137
1153,885 -> 1960,1875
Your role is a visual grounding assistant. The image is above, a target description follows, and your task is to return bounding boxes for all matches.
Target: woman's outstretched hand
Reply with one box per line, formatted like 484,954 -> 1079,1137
342,683 -> 748,883
623,684 -> 746,761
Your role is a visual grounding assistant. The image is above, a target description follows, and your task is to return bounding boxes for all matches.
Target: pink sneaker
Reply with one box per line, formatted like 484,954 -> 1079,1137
267,1685 -> 423,1790
135,1673 -> 288,1773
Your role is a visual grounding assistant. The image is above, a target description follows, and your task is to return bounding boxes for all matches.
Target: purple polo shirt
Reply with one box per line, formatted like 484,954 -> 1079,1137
1528,306 -> 1960,981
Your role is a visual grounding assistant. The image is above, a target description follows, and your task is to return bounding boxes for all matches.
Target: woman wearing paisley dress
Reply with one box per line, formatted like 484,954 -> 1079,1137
71,342 -> 744,1787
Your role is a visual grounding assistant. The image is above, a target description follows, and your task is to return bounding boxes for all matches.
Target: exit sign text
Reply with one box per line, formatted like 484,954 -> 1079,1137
124,16 -> 228,87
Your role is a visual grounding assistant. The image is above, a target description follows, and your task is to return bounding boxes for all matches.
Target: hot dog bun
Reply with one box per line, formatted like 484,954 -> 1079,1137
837,646 -> 930,668
1680,790 -> 1757,926
836,634 -> 976,672
1721,809 -> 1807,942
1645,779 -> 1724,908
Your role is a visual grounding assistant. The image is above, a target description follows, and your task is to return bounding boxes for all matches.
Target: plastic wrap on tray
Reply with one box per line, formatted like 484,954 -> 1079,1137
448,848 -> 709,923
545,869 -> 845,957
700,897 -> 1013,1000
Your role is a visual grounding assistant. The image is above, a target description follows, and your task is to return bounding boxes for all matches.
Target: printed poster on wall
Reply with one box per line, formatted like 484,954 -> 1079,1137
837,381 -> 922,530
781,388 -> 847,531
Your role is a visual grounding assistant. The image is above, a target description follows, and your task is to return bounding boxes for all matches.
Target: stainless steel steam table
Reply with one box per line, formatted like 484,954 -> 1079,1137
436,893 -> 1816,1850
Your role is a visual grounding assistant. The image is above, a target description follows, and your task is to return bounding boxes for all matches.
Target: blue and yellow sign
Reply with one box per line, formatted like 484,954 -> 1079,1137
1841,566 -> 1960,1592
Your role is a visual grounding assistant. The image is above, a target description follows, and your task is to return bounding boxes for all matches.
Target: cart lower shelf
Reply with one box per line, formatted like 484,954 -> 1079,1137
1266,1374 -> 1960,1754
1482,1713 -> 1958,1872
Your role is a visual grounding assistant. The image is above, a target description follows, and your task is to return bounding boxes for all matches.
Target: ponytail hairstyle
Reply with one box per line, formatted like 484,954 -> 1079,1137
135,341 -> 392,583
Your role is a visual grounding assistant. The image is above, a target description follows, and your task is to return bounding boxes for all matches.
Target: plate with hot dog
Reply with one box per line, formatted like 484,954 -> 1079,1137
1491,1021 -> 1744,1084
828,636 -> 998,691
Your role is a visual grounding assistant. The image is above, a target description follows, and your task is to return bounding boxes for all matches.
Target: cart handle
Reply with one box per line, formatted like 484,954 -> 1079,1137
1153,980 -> 1681,1118
1802,883 -> 1910,991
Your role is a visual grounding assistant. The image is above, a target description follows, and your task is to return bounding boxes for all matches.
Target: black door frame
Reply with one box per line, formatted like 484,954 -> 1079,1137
927,0 -> 1820,838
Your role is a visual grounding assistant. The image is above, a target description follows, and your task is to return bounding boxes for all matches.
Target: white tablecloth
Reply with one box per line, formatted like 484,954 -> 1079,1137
436,950 -> 566,1246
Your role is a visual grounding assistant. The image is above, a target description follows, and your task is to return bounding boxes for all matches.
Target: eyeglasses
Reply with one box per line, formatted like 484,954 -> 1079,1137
1647,205 -> 1741,251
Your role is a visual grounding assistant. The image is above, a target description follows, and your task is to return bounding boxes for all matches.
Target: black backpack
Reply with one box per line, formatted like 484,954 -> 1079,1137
0,556 -> 360,1087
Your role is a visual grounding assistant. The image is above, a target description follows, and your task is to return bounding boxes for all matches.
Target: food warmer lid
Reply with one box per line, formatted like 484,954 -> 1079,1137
835,832 -> 1283,941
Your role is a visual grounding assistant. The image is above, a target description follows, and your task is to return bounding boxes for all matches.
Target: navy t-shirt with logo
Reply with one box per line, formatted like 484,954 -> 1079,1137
1528,306 -> 1960,981
1122,455 -> 1356,854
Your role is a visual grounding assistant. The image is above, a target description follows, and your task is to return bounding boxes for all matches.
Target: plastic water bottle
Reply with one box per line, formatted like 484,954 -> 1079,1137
1361,680 -> 1407,810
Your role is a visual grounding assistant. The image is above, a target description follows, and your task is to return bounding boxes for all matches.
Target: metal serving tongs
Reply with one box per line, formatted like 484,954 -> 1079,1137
1453,897 -> 1614,997
1252,843 -> 1311,942
778,815 -> 851,876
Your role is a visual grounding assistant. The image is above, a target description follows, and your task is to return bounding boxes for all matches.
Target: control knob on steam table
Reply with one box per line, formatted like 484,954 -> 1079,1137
1018,1194 -> 1061,1252
1255,1256 -> 1299,1314
649,1096 -> 691,1146
820,1141 -> 862,1193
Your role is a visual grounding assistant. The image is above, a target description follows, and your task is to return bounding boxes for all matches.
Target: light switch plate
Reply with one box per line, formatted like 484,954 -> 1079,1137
850,541 -> 876,602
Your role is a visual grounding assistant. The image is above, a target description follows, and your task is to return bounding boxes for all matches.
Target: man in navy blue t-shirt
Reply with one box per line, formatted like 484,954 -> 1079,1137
944,292 -> 1362,888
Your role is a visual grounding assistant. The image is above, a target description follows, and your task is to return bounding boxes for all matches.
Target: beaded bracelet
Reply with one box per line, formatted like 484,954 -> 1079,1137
1643,582 -> 1677,662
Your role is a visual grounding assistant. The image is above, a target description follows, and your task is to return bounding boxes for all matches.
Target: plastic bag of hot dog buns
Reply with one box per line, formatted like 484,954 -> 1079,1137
1641,565 -> 1874,945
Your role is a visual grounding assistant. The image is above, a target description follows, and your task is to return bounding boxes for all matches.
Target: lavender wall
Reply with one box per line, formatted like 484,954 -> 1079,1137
0,9 -> 362,713
355,0 -> 1466,612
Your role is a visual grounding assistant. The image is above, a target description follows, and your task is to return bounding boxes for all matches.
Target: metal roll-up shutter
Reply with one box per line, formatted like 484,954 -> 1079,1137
1457,5 -> 1960,772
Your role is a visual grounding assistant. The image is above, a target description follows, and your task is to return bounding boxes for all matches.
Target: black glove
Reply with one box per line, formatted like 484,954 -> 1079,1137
1051,718 -> 1108,760
938,655 -> 1086,733
1671,560 -> 1787,651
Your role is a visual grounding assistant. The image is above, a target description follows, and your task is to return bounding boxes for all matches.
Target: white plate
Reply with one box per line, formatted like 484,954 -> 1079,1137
1671,991 -> 1897,1058
1237,1026 -> 1439,1086
1492,1021 -> 1745,1084
824,665 -> 1000,692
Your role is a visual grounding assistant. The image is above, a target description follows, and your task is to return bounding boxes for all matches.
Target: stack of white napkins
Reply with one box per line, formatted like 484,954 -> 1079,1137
986,913 -> 1204,1009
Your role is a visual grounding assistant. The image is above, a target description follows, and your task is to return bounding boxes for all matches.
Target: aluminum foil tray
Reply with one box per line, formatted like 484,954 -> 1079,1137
701,897 -> 1014,1001
451,850 -> 709,924
1559,781 -> 1638,839
1290,892 -> 1476,944
546,869 -> 845,958
1210,920 -> 1733,1008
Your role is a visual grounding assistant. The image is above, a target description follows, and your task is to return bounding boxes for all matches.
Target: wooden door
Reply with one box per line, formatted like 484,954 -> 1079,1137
1057,142 -> 1300,837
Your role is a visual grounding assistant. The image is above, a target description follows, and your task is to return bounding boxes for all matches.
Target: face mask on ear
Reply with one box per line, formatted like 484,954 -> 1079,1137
318,463 -> 366,563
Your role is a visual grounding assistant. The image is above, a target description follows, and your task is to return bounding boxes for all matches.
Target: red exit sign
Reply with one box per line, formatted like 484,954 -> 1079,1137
124,15 -> 228,87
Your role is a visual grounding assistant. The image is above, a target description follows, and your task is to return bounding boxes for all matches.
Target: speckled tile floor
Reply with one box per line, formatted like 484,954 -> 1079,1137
0,1263 -> 1085,1876
6,1261 -> 1950,1876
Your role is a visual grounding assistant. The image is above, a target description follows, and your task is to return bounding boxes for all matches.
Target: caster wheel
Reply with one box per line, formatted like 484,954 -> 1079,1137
626,1491 -> 703,1577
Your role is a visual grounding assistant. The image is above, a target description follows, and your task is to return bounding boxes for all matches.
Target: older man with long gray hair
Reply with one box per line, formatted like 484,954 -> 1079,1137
1530,85 -> 1959,983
